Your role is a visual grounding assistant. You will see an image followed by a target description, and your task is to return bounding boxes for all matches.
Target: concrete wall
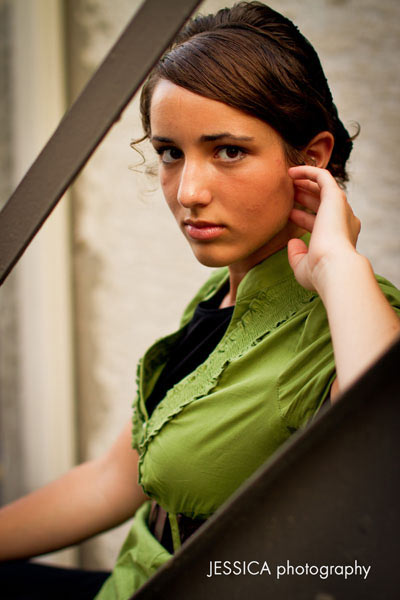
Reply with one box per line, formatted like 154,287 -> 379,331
0,0 -> 76,566
0,0 -> 19,505
1,0 -> 399,571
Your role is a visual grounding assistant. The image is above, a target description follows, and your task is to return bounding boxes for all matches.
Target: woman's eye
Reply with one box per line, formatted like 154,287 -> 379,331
157,147 -> 182,164
216,146 -> 246,162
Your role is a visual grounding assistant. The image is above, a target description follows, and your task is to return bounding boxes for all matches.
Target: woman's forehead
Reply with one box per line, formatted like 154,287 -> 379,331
149,79 -> 278,143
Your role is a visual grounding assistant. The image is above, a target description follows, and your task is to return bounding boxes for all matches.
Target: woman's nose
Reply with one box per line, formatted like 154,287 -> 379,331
176,161 -> 212,208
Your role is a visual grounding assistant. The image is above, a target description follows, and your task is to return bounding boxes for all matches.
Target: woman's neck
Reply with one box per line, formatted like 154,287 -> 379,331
219,229 -> 304,308
219,225 -> 305,308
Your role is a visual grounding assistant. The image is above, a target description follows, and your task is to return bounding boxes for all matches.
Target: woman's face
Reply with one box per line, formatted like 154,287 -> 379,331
149,79 -> 298,274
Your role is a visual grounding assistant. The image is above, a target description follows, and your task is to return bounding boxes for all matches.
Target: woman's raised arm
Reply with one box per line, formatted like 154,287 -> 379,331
288,165 -> 400,396
0,422 -> 148,561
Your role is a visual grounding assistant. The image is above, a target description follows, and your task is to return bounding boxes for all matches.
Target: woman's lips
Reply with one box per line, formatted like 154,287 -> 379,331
183,220 -> 226,241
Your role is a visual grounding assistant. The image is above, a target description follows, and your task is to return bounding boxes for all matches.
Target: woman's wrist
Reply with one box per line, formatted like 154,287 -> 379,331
312,249 -> 399,391
312,249 -> 371,306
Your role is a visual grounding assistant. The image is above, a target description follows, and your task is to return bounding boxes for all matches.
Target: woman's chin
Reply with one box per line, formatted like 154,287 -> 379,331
193,255 -> 231,269
189,247 -> 235,269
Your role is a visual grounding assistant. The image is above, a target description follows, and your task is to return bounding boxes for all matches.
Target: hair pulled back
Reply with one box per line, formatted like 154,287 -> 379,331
140,1 -> 354,184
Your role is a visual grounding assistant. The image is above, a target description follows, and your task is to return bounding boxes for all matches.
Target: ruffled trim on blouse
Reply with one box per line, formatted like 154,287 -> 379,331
132,262 -> 316,492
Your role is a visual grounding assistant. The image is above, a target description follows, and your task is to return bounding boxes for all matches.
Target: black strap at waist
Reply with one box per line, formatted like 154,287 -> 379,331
148,501 -> 206,553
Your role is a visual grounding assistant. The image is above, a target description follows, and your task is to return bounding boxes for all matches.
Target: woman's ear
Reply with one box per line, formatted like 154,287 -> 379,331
304,131 -> 334,168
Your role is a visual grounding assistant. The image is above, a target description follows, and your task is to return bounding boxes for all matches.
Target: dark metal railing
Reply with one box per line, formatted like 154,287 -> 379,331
0,0 -> 202,285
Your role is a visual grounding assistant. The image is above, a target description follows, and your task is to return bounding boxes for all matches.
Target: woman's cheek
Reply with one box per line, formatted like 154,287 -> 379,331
159,170 -> 169,190
160,178 -> 178,211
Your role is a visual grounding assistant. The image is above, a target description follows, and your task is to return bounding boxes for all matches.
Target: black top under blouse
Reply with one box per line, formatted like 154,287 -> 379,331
146,283 -> 233,416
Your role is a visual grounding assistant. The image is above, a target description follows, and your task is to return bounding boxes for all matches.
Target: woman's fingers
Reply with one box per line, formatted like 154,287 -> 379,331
287,238 -> 315,292
290,166 -> 350,214
290,165 -> 349,220
289,165 -> 361,250
289,207 -> 316,232
287,237 -> 308,269
294,188 -> 321,213
288,165 -> 363,294
289,165 -> 335,186
293,178 -> 320,196
292,175 -> 321,216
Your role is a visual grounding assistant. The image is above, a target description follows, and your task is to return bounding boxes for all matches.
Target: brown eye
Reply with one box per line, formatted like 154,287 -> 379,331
158,147 -> 182,164
226,147 -> 240,158
217,146 -> 246,162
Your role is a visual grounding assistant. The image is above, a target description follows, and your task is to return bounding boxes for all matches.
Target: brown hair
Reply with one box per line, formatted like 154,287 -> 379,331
139,1 -> 355,185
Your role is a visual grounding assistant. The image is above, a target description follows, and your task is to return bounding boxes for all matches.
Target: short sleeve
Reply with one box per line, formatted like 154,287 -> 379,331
277,275 -> 400,432
376,274 -> 400,317
277,298 -> 335,432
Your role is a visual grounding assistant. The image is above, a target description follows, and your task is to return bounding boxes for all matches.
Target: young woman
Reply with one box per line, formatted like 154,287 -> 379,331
1,3 -> 399,599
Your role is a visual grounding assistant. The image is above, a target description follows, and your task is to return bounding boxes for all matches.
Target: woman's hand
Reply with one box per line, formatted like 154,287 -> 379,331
287,165 -> 361,295
287,165 -> 399,394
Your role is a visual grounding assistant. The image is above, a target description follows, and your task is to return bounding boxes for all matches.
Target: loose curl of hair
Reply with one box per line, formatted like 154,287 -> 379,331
137,1 -> 357,186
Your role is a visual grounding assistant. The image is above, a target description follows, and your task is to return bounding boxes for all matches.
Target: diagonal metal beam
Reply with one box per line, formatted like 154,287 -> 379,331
0,0 -> 202,285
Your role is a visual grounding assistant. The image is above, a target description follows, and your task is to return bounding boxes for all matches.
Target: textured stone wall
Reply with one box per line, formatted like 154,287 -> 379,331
1,0 -> 76,567
0,0 -> 21,506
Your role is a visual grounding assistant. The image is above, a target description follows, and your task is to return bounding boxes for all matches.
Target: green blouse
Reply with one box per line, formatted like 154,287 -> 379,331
96,247 -> 400,600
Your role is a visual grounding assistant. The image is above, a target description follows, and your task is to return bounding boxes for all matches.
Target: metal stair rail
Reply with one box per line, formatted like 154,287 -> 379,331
0,0 -> 202,285
131,337 -> 400,600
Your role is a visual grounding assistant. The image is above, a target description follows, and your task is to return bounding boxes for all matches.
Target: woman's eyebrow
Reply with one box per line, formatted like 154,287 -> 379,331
151,136 -> 173,144
199,133 -> 254,142
151,133 -> 254,144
